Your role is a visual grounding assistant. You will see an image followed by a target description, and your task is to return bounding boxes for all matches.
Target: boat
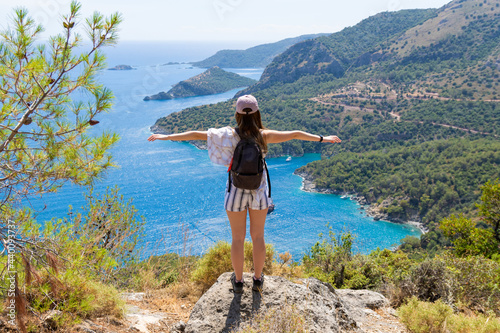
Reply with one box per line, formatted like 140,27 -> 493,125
286,156 -> 292,162
267,203 -> 275,214
340,195 -> 349,199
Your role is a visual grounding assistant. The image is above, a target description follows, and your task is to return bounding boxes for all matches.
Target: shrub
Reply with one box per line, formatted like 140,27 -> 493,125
391,254 -> 500,314
302,227 -> 354,288
401,259 -> 454,305
16,264 -> 125,330
398,297 -> 500,333
398,297 -> 452,333
191,241 -> 274,292
116,253 -> 198,291
443,255 -> 500,315
0,185 -> 144,331
439,214 -> 497,257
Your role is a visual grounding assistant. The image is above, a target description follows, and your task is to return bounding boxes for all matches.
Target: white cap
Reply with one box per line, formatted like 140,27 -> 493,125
236,95 -> 259,114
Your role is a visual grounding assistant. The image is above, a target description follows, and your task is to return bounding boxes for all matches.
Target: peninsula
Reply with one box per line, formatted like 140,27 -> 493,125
143,66 -> 255,101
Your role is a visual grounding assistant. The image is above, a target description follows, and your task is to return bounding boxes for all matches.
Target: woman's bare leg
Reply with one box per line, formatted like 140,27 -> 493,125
226,209 -> 247,281
248,208 -> 268,279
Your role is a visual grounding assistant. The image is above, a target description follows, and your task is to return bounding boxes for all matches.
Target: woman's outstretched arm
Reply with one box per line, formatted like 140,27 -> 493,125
147,131 -> 208,142
262,130 -> 341,144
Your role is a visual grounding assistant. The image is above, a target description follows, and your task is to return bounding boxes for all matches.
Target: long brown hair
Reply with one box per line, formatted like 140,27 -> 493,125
235,108 -> 267,154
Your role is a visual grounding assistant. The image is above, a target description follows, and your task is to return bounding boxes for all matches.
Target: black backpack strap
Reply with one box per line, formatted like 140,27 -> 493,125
264,159 -> 271,198
227,128 -> 239,193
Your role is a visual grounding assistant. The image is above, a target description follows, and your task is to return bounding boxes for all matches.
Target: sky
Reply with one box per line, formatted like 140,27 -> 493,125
1,0 -> 452,47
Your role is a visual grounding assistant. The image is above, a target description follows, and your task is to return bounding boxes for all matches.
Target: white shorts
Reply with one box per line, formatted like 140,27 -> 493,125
224,182 -> 271,212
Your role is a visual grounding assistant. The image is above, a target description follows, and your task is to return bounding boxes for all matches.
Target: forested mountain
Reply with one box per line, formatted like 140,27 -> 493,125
240,9 -> 437,92
191,33 -> 328,68
152,0 -> 500,228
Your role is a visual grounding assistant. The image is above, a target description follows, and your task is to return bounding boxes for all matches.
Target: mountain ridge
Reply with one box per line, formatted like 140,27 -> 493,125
191,33 -> 329,68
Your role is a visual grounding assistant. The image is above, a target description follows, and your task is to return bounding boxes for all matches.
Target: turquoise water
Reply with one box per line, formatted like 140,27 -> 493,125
31,42 -> 421,261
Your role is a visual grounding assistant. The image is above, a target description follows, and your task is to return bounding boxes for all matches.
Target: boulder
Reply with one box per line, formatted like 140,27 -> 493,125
184,272 -> 359,333
335,289 -> 388,322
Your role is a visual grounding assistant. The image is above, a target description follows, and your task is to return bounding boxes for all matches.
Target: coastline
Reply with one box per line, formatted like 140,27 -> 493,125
151,122 -> 428,236
295,171 -> 429,235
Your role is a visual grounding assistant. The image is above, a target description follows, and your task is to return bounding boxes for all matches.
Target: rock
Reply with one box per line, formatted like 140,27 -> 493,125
73,324 -> 97,333
336,289 -> 405,333
121,292 -> 146,302
42,309 -> 62,330
125,304 -> 169,333
171,320 -> 186,332
73,319 -> 107,333
336,289 -> 388,311
184,272 -> 358,333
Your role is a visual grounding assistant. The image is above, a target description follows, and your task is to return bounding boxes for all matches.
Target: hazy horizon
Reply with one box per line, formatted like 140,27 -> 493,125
1,0 -> 451,44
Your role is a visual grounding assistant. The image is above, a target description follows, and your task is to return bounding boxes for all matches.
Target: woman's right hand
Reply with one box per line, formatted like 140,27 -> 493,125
147,134 -> 167,141
323,135 -> 342,143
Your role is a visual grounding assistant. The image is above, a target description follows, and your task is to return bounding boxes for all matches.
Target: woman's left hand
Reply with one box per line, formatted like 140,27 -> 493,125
323,135 -> 342,143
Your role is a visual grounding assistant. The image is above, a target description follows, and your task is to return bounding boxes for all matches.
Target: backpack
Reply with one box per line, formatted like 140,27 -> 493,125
228,128 -> 271,196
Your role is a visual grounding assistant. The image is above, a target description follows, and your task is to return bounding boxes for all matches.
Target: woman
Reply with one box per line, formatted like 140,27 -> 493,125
147,94 -> 341,293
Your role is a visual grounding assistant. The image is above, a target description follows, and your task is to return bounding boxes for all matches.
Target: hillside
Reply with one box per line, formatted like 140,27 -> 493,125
151,0 -> 500,228
240,9 -> 437,92
191,33 -> 328,68
143,66 -> 255,101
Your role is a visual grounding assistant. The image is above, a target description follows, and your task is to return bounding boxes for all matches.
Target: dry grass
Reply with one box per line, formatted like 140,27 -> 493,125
234,302 -> 307,333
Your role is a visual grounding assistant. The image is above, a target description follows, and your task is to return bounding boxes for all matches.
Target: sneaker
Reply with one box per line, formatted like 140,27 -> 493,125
252,274 -> 264,292
231,273 -> 244,294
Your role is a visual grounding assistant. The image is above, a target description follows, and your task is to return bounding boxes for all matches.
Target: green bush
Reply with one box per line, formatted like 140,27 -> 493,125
392,259 -> 454,309
191,241 -> 274,292
398,297 -> 452,333
302,227 -> 355,288
0,185 -> 144,330
115,253 -> 198,291
440,214 -> 497,257
443,254 -> 500,315
398,297 -> 500,333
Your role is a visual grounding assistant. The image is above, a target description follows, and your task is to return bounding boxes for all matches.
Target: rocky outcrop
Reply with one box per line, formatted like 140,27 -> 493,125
295,170 -> 427,233
182,272 -> 397,333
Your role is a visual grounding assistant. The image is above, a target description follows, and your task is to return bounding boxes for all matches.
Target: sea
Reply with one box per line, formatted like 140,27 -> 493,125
30,41 -> 421,261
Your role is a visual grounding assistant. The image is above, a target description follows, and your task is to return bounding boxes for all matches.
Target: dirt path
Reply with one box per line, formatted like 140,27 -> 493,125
310,97 -> 498,137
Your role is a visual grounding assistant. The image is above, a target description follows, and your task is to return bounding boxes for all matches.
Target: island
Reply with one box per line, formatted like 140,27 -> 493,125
108,64 -> 135,70
143,66 -> 256,101
162,62 -> 187,66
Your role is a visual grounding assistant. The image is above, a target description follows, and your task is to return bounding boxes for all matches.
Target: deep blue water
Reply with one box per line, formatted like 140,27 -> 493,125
31,42 -> 420,261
